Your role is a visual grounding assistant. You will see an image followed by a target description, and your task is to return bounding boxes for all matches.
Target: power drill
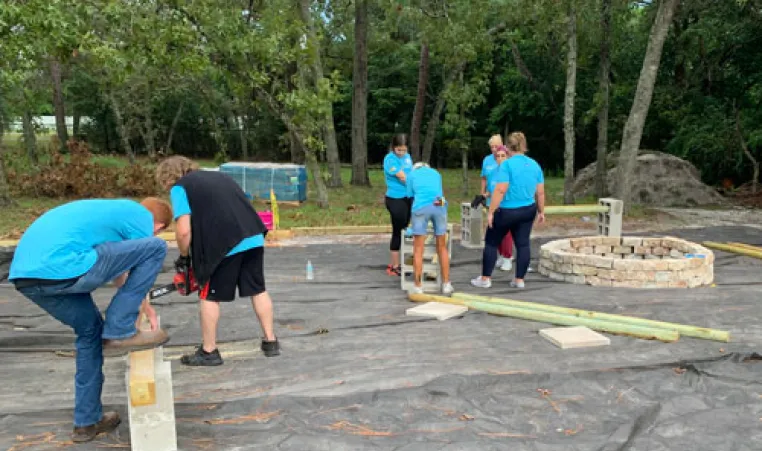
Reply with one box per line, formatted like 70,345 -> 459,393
148,255 -> 199,299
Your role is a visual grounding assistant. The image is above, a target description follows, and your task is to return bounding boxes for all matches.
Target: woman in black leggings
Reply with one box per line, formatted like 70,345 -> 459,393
383,134 -> 413,276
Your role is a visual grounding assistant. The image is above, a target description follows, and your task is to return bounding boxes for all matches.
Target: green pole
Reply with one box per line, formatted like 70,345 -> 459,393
452,292 -> 729,342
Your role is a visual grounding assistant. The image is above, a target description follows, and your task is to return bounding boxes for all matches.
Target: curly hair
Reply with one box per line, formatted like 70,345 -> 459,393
155,156 -> 200,190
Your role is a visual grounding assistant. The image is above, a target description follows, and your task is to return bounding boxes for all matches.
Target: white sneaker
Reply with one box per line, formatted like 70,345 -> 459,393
408,285 -> 424,295
495,256 -> 505,268
499,258 -> 513,271
509,280 -> 525,289
527,266 -> 534,273
470,277 -> 492,288
441,282 -> 454,295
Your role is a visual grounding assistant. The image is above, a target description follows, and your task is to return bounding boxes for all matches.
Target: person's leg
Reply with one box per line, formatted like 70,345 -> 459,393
237,247 -> 279,356
510,205 -> 538,283
72,237 -> 168,340
498,231 -> 514,271
385,197 -> 407,272
181,255 -> 240,366
410,210 -> 428,290
16,286 -> 115,436
479,210 -> 510,279
431,206 -> 450,285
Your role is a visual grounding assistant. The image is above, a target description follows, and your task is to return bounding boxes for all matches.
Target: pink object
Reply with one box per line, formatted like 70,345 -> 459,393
499,231 -> 513,258
258,211 -> 274,230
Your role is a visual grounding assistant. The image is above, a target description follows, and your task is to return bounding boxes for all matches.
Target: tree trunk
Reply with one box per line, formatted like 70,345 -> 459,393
49,58 -> 69,152
410,43 -> 429,162
143,112 -> 156,158
462,145 -> 469,197
423,63 -> 466,164
563,2 -> 577,205
595,0 -> 612,198
238,114 -> 248,160
614,0 -> 680,208
297,0 -> 342,187
0,122 -> 13,207
165,102 -> 184,152
734,103 -> 759,195
302,141 -> 330,208
350,0 -> 370,186
73,111 -> 81,138
110,94 -> 136,163
22,111 -> 38,165
290,131 -> 305,164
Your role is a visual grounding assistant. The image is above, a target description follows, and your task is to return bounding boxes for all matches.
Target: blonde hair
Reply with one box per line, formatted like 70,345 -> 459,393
507,132 -> 527,154
488,134 -> 503,146
140,197 -> 174,228
155,156 -> 200,190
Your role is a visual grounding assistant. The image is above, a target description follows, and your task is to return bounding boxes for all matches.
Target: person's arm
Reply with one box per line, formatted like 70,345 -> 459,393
175,215 -> 191,256
535,183 -> 546,223
396,171 -> 407,184
480,177 -> 487,197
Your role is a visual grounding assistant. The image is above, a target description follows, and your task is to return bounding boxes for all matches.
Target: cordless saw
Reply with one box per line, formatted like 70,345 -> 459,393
148,255 -> 199,300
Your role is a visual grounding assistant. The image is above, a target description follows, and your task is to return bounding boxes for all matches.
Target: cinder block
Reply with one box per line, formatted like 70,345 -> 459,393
539,326 -> 611,349
406,302 -> 468,321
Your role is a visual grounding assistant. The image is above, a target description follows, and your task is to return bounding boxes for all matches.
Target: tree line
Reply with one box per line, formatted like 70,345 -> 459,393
1,0 -> 760,208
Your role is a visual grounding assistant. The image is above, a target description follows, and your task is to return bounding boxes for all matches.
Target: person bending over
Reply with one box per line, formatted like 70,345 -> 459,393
9,198 -> 173,442
155,156 -> 279,366
405,162 -> 453,295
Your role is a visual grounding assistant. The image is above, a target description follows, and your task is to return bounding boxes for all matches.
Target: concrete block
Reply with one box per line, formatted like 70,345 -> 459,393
539,326 -> 611,349
406,302 -> 468,321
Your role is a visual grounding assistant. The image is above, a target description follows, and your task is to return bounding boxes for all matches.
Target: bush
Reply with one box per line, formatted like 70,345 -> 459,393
6,140 -> 159,198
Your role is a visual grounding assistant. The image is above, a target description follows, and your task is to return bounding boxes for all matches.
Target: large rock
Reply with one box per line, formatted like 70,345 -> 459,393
572,151 -> 725,207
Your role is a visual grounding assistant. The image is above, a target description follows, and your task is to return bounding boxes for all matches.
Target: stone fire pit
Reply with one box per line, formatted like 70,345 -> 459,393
538,236 -> 714,288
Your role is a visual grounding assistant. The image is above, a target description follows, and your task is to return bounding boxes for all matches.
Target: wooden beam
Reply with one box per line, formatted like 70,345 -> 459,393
128,314 -> 156,407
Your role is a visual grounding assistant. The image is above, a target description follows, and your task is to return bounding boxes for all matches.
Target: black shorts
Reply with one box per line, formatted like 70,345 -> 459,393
199,247 -> 266,302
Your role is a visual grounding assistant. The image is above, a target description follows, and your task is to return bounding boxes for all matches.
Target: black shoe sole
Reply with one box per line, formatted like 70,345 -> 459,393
180,357 -> 224,366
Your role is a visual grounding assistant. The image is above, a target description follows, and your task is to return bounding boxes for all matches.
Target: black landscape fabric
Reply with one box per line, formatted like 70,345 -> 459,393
0,226 -> 760,450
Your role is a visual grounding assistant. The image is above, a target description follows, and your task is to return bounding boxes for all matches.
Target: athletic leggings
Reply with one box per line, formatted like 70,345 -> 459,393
385,196 -> 412,252
482,204 -> 537,278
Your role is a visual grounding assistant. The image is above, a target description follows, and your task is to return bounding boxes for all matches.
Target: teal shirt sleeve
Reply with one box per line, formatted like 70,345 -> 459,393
120,204 -> 154,240
384,154 -> 400,176
170,186 -> 191,219
406,171 -> 415,198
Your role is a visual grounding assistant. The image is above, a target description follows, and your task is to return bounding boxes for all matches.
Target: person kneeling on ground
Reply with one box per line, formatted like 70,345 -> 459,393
405,162 -> 453,295
155,156 -> 279,366
9,198 -> 173,442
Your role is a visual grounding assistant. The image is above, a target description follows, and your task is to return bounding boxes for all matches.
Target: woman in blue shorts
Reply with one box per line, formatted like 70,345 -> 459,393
405,162 -> 453,295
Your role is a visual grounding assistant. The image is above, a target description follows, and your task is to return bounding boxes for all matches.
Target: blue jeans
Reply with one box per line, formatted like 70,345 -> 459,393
411,205 -> 448,236
14,237 -> 167,427
482,204 -> 537,278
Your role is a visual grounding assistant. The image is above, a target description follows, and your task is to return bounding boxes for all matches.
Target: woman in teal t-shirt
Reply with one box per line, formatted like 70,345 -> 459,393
472,132 -> 546,289
382,134 -> 413,276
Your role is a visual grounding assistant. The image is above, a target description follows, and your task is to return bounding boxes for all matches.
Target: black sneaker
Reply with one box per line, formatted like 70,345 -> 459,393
180,346 -> 223,366
261,339 -> 280,357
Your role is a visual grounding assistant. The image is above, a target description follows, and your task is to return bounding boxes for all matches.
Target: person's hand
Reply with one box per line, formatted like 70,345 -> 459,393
142,302 -> 159,331
487,210 -> 494,228
174,255 -> 191,273
536,212 -> 546,224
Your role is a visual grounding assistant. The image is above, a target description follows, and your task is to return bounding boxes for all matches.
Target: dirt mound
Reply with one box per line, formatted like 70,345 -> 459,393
572,151 -> 725,207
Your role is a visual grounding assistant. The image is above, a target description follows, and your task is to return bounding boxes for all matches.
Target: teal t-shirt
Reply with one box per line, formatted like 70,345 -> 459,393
482,154 -> 501,207
9,199 -> 154,280
383,152 -> 413,198
170,186 -> 264,256
495,154 -> 544,209
406,166 -> 444,213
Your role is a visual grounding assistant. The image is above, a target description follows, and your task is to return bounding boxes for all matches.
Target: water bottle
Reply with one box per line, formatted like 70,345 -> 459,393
306,260 -> 314,280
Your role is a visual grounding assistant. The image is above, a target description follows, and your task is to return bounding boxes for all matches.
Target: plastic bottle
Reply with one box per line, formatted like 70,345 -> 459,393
306,260 -> 314,280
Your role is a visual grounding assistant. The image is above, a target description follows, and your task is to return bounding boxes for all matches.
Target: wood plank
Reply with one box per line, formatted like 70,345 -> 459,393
128,313 -> 156,407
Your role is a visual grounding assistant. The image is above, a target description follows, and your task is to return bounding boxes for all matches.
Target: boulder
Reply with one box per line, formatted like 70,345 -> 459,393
572,151 -> 725,207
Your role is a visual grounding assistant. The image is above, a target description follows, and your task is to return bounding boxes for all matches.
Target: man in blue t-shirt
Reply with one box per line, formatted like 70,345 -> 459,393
156,156 -> 279,367
9,198 -> 173,442
405,162 -> 453,295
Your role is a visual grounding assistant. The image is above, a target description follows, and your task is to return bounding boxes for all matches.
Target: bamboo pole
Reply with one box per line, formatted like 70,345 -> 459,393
727,242 -> 762,252
450,292 -> 729,342
703,241 -> 762,260
544,204 -> 609,214
467,300 -> 679,342
407,293 -> 678,342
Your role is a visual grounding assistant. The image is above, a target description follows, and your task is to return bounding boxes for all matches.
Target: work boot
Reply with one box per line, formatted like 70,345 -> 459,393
72,411 -> 121,443
102,328 -> 169,357
261,338 -> 280,357
181,346 -> 223,366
